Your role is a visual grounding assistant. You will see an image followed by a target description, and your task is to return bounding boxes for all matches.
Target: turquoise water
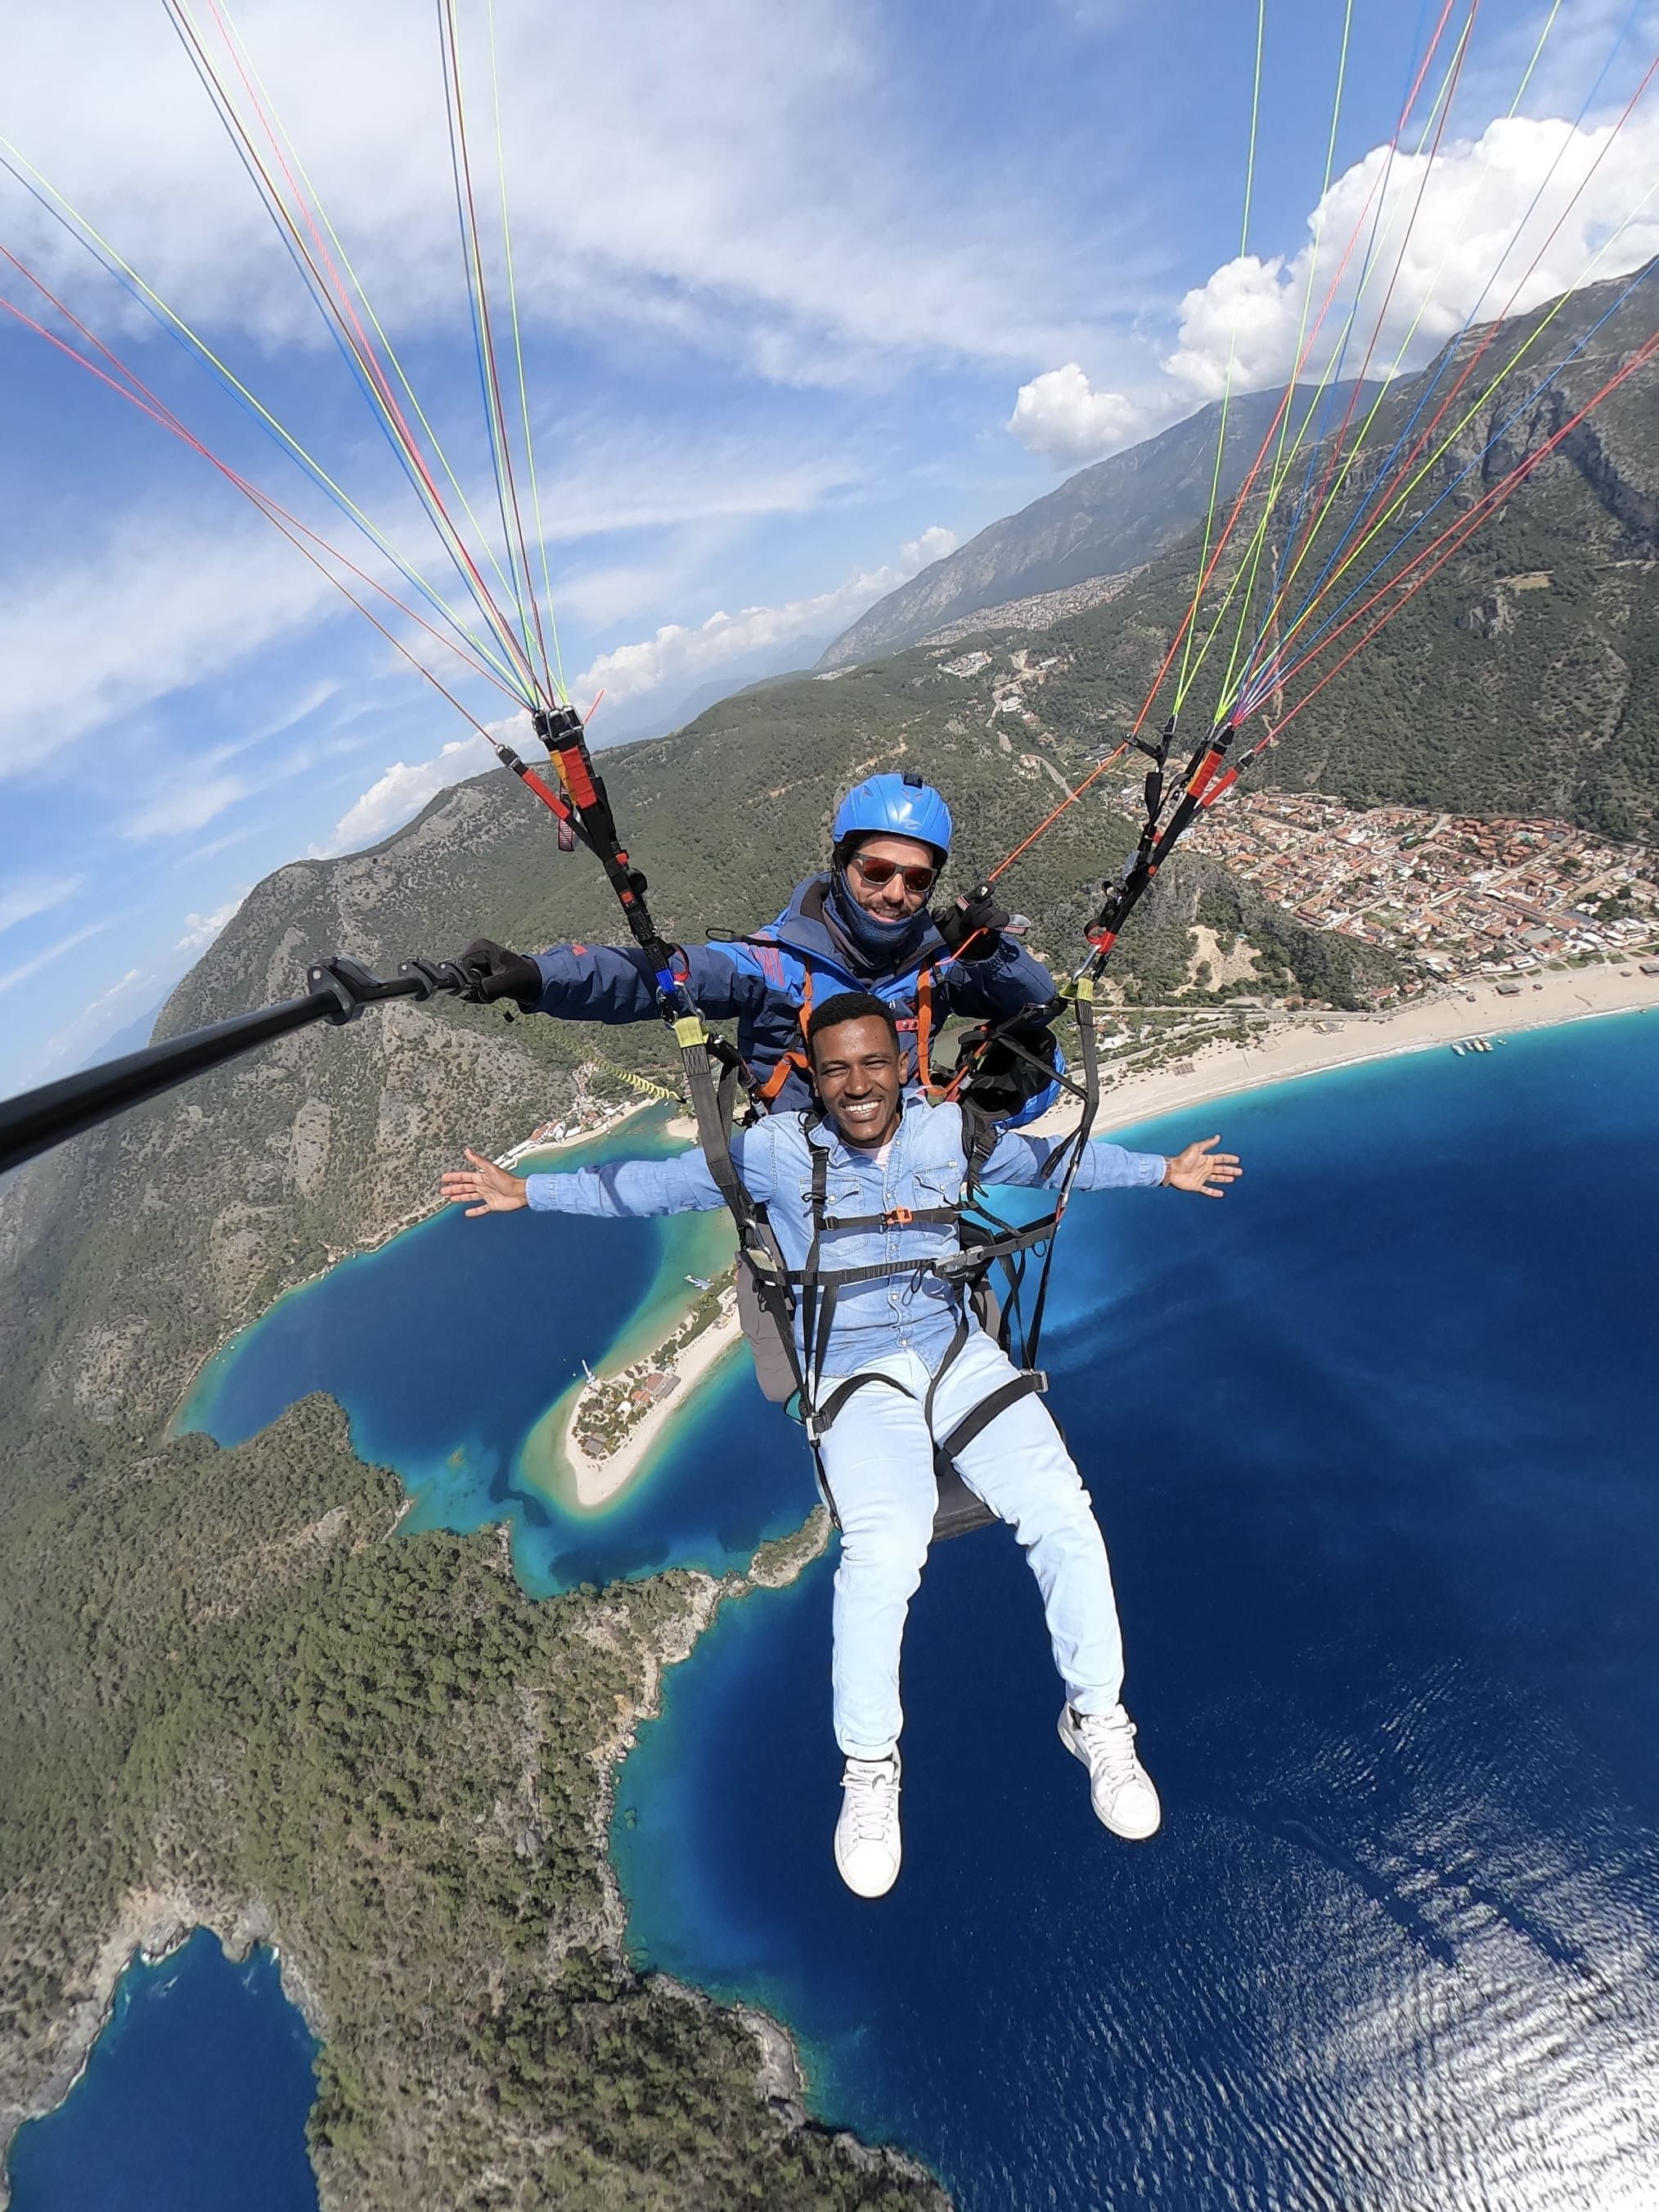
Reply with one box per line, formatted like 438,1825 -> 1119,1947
182,1105 -> 815,1592
615,1014 -> 1659,2209
6,1931 -> 318,2211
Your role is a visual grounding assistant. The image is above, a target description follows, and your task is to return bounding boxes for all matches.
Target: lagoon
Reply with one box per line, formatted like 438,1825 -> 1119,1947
181,1106 -> 816,1592
65,1018 -> 1659,2207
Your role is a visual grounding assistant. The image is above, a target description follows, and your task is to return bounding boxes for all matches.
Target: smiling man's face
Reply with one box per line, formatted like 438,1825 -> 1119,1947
810,1014 -> 904,1149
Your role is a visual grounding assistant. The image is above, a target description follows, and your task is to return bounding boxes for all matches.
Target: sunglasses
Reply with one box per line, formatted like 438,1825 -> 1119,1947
849,852 -> 938,896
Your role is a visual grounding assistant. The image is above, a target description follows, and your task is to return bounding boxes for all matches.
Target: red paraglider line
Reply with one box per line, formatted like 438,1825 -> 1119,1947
0,259 -> 520,709
1230,325 -> 1659,761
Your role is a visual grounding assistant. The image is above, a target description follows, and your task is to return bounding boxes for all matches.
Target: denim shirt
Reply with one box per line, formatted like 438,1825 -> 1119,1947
525,1103 -> 1164,1377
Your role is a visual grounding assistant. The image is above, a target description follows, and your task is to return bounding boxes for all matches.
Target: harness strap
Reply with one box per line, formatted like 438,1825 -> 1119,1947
769,1220 -> 1059,1294
937,1371 -> 1045,1461
818,1203 -> 959,1233
812,1369 -> 917,1436
921,1314 -> 971,1436
753,967 -> 814,1103
914,964 -> 937,1092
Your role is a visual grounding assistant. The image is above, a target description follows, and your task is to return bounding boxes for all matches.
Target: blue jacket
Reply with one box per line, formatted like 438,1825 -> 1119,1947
528,874 -> 1055,1112
526,1102 -> 1165,1377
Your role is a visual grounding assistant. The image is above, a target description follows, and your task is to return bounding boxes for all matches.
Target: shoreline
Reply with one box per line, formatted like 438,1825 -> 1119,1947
173,1094 -> 668,1440
1,1889 -> 323,2195
1023,960 -> 1659,1144
560,1302 -> 747,1510
497,1093 -> 657,1167
542,961 -> 1658,1513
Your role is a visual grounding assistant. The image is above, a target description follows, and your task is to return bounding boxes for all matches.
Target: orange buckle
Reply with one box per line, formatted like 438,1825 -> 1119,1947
883,1206 -> 915,1228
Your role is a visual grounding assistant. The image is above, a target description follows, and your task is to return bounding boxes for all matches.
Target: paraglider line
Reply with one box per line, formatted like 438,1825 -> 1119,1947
191,0 -> 542,649
1242,323 -> 1659,737
1242,244 -> 1658,713
169,0 -> 542,698
1158,0 -> 1465,736
436,0 -> 558,702
1256,36 -> 1659,692
0,263 -> 522,705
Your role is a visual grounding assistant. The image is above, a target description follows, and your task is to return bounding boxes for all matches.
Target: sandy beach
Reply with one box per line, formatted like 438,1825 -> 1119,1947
1019,960 -> 1659,1143
561,1301 -> 747,1509
497,1093 -> 656,1167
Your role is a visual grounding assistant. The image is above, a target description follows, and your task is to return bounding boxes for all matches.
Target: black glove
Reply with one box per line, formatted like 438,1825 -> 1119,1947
455,937 -> 543,1009
933,882 -> 1010,962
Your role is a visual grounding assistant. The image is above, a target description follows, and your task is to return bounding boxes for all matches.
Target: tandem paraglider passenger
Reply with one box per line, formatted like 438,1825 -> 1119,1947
448,769 -> 1064,1122
442,995 -> 1240,1898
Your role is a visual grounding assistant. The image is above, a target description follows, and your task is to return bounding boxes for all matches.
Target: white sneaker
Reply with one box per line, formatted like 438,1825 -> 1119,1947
1059,1704 -> 1162,1840
834,1751 -> 902,1897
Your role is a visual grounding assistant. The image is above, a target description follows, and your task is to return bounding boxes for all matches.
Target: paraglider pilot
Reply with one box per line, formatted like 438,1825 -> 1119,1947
452,771 -> 1060,1117
442,995 -> 1241,1899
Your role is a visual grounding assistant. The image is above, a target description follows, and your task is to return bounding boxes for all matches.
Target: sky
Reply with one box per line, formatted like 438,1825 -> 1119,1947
2,0 -> 1657,1090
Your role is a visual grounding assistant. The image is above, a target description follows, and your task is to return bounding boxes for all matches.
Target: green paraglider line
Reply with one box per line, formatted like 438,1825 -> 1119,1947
0,257 -> 523,717
1235,317 -> 1659,739
1238,50 -> 1659,712
1171,0 -> 1267,711
1225,0 -> 1574,713
1185,0 -> 1479,717
0,137 -> 528,699
166,0 -> 543,703
187,0 -> 543,677
436,0 -> 561,706
484,0 -> 569,702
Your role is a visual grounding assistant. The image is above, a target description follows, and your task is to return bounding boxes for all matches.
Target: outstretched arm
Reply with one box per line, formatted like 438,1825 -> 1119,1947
979,1125 -> 1242,1197
526,941 -> 776,1025
451,937 -> 780,1025
441,1128 -> 775,1221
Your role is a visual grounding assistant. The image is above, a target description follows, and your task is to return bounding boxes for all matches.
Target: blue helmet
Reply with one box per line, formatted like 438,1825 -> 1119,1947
831,771 -> 953,860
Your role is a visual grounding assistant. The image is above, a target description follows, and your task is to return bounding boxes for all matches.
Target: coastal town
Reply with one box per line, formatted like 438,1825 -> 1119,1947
1183,789 -> 1659,985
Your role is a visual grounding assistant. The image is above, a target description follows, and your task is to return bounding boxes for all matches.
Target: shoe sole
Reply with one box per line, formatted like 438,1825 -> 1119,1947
834,1854 -> 901,1900
1058,1711 -> 1161,1841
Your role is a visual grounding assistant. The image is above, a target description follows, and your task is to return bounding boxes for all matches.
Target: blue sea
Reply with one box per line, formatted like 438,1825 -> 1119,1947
22,1014 -> 1659,2208
615,1014 -> 1659,2209
7,1932 -> 318,2212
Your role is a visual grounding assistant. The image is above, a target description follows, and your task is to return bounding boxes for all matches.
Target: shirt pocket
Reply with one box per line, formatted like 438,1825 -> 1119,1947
798,1173 -> 867,1218
910,1167 -> 964,1212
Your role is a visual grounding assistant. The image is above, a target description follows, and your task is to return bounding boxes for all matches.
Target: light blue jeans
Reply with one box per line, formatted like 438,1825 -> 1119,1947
816,1331 -> 1127,1759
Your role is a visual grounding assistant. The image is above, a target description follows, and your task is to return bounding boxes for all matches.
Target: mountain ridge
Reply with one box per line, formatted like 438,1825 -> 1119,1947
818,381 -> 1382,670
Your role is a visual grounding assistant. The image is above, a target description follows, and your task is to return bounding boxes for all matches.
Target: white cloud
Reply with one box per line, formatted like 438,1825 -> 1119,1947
0,514 -> 338,780
177,891 -> 250,951
1007,364 -> 1144,466
3,0 -> 1123,384
316,733 -> 498,856
123,773 -> 250,846
1162,112 -> 1659,402
25,964 -> 162,1083
0,919 -> 110,997
901,525 -> 958,570
0,873 -> 83,933
573,531 -> 960,708
81,966 -> 144,1015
